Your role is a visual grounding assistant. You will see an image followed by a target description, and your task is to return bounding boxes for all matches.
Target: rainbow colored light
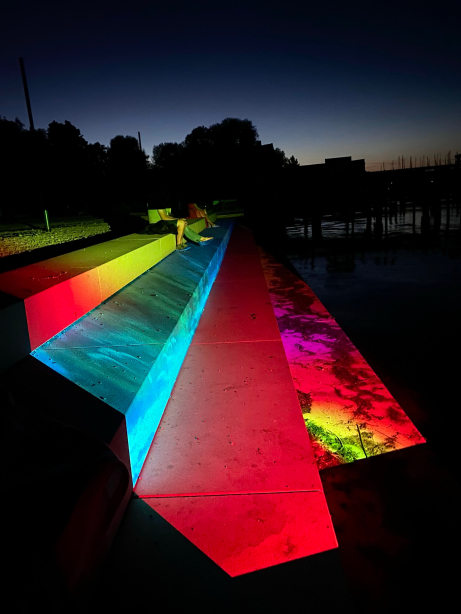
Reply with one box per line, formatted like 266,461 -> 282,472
260,249 -> 425,470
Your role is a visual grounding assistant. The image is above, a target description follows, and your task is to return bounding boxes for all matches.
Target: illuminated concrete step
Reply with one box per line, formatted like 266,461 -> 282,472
135,225 -> 337,577
0,216 -> 210,372
27,223 -> 233,484
259,250 -> 425,469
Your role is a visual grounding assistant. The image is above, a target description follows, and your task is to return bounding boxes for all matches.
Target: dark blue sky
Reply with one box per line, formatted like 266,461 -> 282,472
1,1 -> 460,170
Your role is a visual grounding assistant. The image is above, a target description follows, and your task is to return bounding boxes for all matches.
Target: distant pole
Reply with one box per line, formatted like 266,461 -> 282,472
19,57 -> 49,231
138,131 -> 142,151
19,57 -> 35,131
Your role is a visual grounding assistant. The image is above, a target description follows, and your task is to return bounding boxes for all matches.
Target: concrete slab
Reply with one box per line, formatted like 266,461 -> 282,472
136,340 -> 321,495
145,492 -> 337,577
0,291 -> 31,372
34,343 -> 164,413
0,263 -> 97,298
49,239 -> 158,267
192,276 -> 281,344
33,223 -> 233,482
46,275 -> 191,349
0,232 -> 175,363
93,497 -> 351,613
0,229 -> 181,368
260,249 -> 425,469
223,228 -> 260,256
98,239 -> 167,301
216,254 -> 264,282
134,224 -> 335,578
25,268 -> 103,350
188,218 -> 207,233
112,234 -> 158,242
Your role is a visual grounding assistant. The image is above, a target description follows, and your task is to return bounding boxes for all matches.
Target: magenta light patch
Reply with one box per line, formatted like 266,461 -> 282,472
260,249 -> 425,470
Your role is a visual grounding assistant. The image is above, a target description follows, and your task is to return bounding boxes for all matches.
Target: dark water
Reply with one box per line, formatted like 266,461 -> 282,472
283,231 -> 461,475
286,202 -> 461,240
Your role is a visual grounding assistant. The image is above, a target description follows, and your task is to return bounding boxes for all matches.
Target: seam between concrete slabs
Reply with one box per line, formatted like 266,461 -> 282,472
139,489 -> 323,499
191,338 -> 281,345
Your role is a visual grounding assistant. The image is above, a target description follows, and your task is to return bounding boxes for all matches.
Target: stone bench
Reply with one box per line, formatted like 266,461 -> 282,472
2,221 -> 232,485
0,214 -> 214,373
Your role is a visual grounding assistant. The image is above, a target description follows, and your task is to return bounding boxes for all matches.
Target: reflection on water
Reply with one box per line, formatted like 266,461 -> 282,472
286,202 -> 461,240
284,232 -> 461,471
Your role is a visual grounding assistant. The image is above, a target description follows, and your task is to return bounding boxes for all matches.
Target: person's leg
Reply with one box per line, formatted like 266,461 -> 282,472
184,224 -> 213,244
199,208 -> 219,228
201,209 -> 215,227
176,219 -> 186,245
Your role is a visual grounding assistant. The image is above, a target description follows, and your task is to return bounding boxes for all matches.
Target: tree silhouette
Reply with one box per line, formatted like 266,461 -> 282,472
285,155 -> 300,167
151,118 -> 262,202
183,125 -> 214,150
108,135 -> 149,208
86,142 -> 108,213
152,142 -> 184,169
207,118 -> 259,148
0,117 -> 30,216
46,120 -> 91,212
0,113 -> 298,223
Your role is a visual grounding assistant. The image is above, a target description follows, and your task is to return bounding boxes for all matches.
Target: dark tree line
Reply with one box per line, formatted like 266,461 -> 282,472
149,117 -> 299,212
0,115 -> 298,220
0,116 -> 149,218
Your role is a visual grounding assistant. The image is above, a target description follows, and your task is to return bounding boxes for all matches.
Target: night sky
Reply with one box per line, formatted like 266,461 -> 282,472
1,1 -> 460,170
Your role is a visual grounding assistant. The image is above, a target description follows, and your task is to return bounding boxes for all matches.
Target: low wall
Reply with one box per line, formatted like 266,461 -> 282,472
3,221 -> 232,484
0,216 -> 212,372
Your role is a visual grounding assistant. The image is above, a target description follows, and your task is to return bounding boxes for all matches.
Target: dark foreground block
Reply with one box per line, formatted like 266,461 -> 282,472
321,443 -> 461,612
0,291 -> 31,372
92,497 -> 354,613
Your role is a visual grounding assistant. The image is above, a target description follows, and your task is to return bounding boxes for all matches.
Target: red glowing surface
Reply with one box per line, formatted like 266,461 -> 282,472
25,270 -> 102,350
135,340 -> 321,496
136,225 -> 336,575
191,275 -> 282,343
0,236 -> 169,352
0,263 -> 101,350
144,492 -> 336,577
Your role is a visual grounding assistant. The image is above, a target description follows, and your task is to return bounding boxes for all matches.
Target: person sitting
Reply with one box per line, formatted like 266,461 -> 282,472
187,203 -> 219,229
144,207 -> 213,250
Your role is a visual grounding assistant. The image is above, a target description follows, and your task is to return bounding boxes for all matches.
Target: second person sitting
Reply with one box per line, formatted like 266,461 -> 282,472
144,207 -> 213,251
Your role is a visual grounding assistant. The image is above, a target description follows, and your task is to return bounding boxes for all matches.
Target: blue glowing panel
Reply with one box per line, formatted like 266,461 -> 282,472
33,223 -> 233,483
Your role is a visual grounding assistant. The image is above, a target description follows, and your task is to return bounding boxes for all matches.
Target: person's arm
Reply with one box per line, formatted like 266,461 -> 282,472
198,207 -> 215,226
158,209 -> 186,222
157,209 -> 174,220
